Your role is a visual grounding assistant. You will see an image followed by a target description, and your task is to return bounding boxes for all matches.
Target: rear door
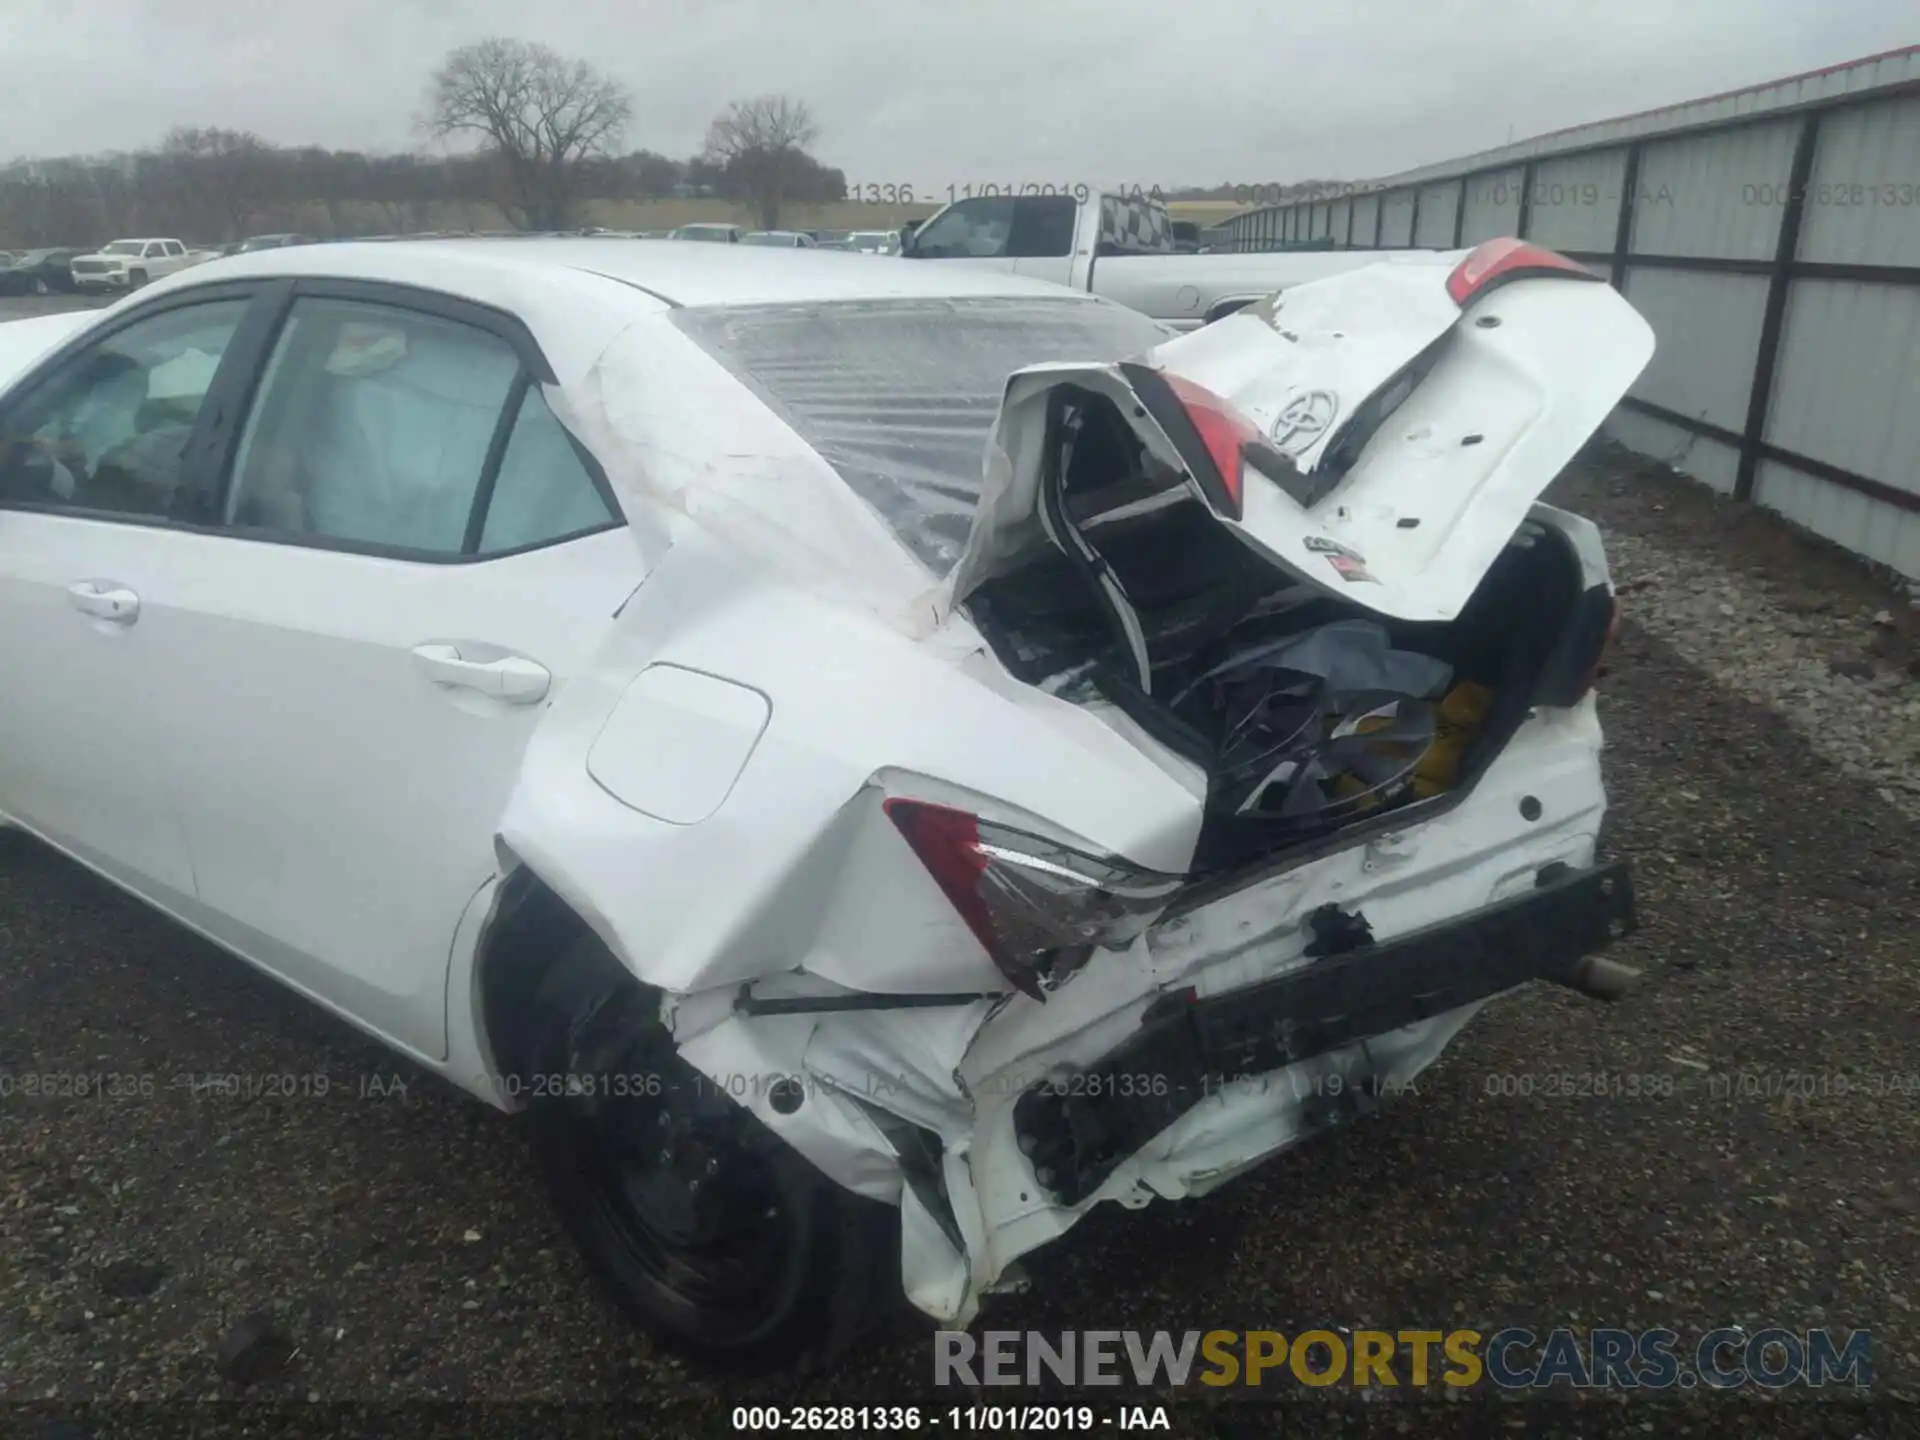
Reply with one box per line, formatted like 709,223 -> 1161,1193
141,282 -> 646,1059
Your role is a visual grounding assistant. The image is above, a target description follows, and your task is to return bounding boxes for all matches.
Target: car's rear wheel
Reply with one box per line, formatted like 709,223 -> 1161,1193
523,933 -> 902,1373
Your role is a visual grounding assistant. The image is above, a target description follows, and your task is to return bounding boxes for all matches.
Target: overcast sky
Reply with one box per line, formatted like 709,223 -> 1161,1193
2,0 -> 1914,182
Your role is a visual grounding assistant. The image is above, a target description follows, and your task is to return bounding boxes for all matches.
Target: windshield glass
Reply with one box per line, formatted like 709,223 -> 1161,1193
672,226 -> 734,242
674,296 -> 1171,575
104,241 -> 145,255
738,233 -> 795,247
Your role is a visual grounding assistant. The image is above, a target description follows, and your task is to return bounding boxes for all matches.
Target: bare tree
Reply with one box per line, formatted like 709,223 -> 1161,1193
701,95 -> 838,230
158,127 -> 278,239
425,37 -> 631,230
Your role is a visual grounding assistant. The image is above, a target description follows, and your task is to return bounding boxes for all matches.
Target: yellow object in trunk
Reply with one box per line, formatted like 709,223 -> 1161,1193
1412,681 -> 1496,800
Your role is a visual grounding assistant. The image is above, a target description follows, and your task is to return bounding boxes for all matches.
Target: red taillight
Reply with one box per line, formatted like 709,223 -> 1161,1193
880,798 -> 998,969
1445,237 -> 1604,306
1163,373 -> 1256,519
883,798 -> 1185,1000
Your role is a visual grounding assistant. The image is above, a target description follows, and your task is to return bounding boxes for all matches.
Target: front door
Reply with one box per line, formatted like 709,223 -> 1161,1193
0,293 -> 258,902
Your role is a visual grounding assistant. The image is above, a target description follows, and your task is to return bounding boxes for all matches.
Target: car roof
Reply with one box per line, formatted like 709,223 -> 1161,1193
168,236 -> 1104,311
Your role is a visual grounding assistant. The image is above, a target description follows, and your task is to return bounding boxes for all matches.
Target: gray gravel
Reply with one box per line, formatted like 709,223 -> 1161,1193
1558,446 -> 1920,820
0,311 -> 1915,1434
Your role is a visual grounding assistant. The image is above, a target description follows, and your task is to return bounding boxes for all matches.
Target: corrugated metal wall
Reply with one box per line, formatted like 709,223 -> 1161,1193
1211,49 -> 1920,579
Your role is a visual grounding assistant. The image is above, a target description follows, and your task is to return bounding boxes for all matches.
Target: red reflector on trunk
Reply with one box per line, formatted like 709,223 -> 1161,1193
1163,373 -> 1254,519
1446,238 -> 1602,305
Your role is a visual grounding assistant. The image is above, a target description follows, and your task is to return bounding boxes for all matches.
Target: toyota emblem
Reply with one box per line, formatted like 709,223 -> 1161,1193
1270,389 -> 1339,453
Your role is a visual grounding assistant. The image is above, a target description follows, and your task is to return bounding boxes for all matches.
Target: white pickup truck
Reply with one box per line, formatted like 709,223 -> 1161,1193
899,189 -> 1422,329
68,239 -> 208,293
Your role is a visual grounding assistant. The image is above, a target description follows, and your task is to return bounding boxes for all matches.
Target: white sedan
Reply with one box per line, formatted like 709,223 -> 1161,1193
0,237 -> 1651,1371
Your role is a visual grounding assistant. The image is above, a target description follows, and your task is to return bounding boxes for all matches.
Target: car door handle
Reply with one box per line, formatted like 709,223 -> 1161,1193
412,644 -> 551,704
67,581 -> 140,624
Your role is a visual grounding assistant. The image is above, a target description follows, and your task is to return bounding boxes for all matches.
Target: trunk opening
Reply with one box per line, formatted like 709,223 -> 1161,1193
962,384 -> 1590,883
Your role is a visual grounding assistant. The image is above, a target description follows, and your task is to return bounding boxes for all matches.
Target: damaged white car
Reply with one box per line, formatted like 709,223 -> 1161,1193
0,236 -> 1651,1372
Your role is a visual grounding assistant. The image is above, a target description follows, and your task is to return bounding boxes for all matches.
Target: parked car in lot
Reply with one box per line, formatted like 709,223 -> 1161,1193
738,230 -> 817,248
0,236 -> 1648,1373
667,222 -> 743,243
0,248 -> 82,296
847,229 -> 902,254
902,189 -> 1429,328
68,238 -> 206,292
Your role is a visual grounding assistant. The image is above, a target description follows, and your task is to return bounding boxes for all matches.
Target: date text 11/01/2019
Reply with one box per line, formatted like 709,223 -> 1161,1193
730,1405 -> 1173,1431
849,183 -> 1160,205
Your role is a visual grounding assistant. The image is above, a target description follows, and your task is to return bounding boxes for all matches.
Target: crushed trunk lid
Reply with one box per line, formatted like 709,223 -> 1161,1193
948,243 -> 1655,625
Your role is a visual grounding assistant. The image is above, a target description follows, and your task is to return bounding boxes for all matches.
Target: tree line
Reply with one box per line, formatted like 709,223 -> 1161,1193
0,38 -> 848,246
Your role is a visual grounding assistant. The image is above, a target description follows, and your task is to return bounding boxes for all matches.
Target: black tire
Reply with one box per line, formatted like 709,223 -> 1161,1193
128,268 -> 147,288
523,933 -> 902,1374
31,276 -> 50,296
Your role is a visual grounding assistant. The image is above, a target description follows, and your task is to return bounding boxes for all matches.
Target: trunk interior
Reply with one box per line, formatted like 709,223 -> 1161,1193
962,384 -> 1591,882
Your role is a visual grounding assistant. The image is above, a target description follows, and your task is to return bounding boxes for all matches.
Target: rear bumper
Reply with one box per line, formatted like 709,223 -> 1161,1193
665,699 -> 1622,1323
1013,860 -> 1637,1206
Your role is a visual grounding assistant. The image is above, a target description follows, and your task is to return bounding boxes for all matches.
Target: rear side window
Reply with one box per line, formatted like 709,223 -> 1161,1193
224,297 -> 615,556
674,297 -> 1170,574
478,384 -> 616,555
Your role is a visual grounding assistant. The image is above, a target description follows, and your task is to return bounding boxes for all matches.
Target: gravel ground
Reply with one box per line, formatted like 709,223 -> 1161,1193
0,315 -> 1915,1435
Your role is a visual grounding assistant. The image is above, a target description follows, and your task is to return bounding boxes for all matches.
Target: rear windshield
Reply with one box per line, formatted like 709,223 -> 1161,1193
672,297 -> 1170,574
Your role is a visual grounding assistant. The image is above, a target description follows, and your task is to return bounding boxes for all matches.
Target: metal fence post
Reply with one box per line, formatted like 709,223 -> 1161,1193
1735,111 -> 1821,503
1610,143 -> 1642,290
1516,161 -> 1535,240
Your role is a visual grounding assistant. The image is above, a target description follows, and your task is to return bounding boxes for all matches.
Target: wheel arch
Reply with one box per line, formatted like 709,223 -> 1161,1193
470,854 -> 606,1089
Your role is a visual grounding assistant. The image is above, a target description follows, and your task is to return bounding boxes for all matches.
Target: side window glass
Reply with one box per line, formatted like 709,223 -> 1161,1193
225,298 -> 519,554
1007,196 -> 1078,258
911,198 -> 1015,259
477,384 -> 616,554
0,300 -> 249,518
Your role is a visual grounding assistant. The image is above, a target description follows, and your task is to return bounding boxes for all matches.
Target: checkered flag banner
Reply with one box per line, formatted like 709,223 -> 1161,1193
1098,195 -> 1174,254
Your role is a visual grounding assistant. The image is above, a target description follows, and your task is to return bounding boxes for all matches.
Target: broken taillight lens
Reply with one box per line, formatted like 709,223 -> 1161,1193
1445,237 -> 1605,306
1163,373 -> 1257,518
882,798 -> 1185,1000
